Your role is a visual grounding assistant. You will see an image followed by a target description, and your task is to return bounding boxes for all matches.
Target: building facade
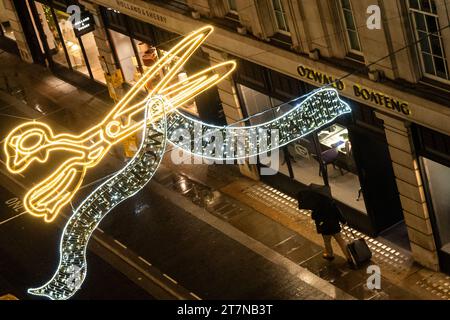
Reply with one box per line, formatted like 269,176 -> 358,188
1,0 -> 450,273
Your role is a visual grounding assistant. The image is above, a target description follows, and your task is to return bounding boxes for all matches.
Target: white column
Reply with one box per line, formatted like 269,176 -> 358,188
376,112 -> 439,271
80,1 -> 118,77
203,46 -> 260,180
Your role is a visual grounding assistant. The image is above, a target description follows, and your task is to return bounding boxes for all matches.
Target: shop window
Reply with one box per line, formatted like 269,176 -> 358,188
408,0 -> 450,81
237,84 -> 283,125
80,32 -> 106,83
283,122 -> 366,214
234,58 -> 366,214
33,2 -> 105,83
36,3 -> 70,68
53,8 -> 89,77
109,29 -> 138,83
339,0 -> 362,54
156,47 -> 199,116
421,157 -> 450,252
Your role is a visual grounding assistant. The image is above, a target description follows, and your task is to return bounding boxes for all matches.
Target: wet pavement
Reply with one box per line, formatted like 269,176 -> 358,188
0,49 -> 449,300
0,51 -> 338,300
0,183 -> 153,300
153,162 -> 424,300
160,160 -> 450,300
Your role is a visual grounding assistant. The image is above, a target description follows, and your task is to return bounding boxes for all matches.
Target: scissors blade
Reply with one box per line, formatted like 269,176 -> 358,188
108,26 -> 214,121
116,60 -> 236,122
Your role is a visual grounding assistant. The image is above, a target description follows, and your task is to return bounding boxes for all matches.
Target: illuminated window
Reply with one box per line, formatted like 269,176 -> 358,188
340,0 -> 362,54
270,0 -> 290,35
408,0 -> 450,81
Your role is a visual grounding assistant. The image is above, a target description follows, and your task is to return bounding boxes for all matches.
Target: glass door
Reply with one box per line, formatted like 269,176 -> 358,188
34,2 -> 71,68
52,7 -> 89,77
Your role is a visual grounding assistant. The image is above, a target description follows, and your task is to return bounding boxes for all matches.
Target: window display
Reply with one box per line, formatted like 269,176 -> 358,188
155,48 -> 199,116
80,32 -> 105,83
31,1 -> 105,83
36,3 -> 70,68
110,29 -> 137,83
318,124 -> 351,155
236,78 -> 366,214
109,30 -> 200,115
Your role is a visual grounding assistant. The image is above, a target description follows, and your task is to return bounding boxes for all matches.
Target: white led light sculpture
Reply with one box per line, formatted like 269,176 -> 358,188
27,97 -> 168,300
167,88 -> 351,160
3,26 -> 353,300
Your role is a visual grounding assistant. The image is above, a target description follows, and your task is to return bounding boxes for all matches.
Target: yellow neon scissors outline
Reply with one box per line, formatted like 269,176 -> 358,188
4,25 -> 236,222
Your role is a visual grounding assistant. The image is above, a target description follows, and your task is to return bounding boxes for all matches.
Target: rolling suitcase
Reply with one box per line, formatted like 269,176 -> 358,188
346,229 -> 372,268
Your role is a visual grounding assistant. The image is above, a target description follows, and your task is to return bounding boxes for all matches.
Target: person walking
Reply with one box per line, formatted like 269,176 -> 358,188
297,184 -> 352,264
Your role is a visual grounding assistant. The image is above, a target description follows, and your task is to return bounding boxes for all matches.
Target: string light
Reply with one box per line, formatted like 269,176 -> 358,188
3,26 -> 351,300
4,26 -> 235,223
167,88 -> 351,160
28,97 -> 168,300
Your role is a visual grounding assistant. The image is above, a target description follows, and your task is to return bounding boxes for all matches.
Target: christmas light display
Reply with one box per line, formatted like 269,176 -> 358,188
166,88 -> 351,160
27,97 -> 168,300
4,26 -> 235,223
3,25 -> 352,300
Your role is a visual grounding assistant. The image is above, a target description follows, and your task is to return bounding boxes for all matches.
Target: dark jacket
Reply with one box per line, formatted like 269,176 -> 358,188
311,201 -> 346,235
297,184 -> 346,235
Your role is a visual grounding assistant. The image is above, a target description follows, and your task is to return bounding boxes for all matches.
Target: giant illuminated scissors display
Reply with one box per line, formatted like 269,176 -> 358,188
3,26 -> 351,300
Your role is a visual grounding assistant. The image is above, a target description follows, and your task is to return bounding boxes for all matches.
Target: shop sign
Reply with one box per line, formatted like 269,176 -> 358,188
353,84 -> 411,116
297,64 -> 412,116
297,65 -> 345,91
115,0 -> 168,24
72,11 -> 95,37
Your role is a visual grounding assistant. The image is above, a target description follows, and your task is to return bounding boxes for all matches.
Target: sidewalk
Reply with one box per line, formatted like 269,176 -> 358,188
159,159 -> 450,300
0,50 -> 114,135
1,50 -> 449,300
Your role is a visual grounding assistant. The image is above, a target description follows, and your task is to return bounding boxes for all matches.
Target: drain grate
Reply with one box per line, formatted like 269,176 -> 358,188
243,183 -> 412,274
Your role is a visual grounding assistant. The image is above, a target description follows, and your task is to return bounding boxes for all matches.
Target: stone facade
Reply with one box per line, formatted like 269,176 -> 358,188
376,112 -> 439,271
0,0 -> 33,63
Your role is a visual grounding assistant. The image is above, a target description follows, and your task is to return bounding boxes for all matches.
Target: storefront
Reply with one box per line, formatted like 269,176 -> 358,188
234,58 -> 404,238
99,7 -> 225,125
24,0 -> 106,84
413,125 -> 450,273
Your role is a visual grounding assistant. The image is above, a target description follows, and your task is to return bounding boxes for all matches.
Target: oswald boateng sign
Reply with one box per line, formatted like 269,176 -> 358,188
297,64 -> 412,116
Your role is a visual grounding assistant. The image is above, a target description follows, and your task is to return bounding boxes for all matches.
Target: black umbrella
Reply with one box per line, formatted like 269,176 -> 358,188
297,183 -> 333,212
